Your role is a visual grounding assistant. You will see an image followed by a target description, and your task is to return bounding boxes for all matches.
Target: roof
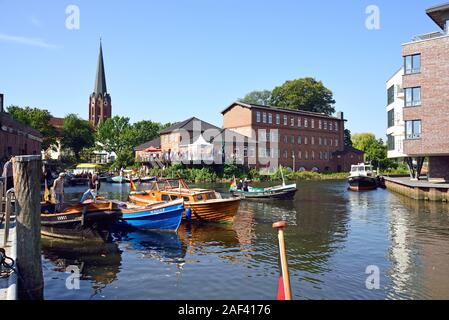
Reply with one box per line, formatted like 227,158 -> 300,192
1,112 -> 43,138
94,41 -> 107,95
221,101 -> 344,121
426,2 -> 449,29
160,117 -> 221,135
76,163 -> 103,169
334,145 -> 365,156
49,117 -> 64,129
134,137 -> 161,151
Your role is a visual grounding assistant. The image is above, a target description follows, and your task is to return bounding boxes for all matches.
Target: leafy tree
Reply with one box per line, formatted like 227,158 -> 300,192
344,129 -> 353,147
7,105 -> 57,150
352,133 -> 377,154
270,78 -> 336,115
352,133 -> 395,170
132,120 -> 165,146
239,90 -> 272,105
60,114 -> 94,161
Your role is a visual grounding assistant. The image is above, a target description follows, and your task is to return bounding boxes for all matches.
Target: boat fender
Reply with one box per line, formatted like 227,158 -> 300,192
185,208 -> 192,222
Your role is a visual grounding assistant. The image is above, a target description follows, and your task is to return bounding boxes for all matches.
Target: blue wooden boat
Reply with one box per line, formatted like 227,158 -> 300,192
119,199 -> 183,232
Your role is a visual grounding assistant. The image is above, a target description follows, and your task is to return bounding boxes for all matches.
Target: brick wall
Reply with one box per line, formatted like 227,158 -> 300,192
428,156 -> 449,180
0,113 -> 43,161
403,35 -> 449,156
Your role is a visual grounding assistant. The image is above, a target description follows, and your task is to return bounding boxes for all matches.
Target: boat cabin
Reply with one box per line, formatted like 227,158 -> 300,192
141,179 -> 221,203
350,163 -> 375,177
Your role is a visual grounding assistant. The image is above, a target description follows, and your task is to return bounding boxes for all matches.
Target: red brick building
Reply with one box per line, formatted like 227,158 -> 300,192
401,3 -> 449,180
222,101 -> 363,172
0,95 -> 43,161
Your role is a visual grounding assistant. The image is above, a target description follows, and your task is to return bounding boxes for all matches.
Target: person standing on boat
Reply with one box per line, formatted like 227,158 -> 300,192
53,173 -> 65,213
2,156 -> 14,191
80,173 -> 100,204
243,179 -> 249,192
237,179 -> 243,190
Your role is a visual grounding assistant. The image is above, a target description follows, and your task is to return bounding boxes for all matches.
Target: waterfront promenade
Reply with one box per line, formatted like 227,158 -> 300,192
384,176 -> 449,202
0,221 -> 17,300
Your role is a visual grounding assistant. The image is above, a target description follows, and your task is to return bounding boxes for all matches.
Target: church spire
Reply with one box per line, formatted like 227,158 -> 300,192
94,39 -> 107,95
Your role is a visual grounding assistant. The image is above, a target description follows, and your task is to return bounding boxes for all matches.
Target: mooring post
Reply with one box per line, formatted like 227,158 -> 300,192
13,155 -> 44,300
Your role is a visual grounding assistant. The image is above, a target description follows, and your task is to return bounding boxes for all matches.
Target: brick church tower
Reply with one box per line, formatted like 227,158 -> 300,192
89,41 -> 112,127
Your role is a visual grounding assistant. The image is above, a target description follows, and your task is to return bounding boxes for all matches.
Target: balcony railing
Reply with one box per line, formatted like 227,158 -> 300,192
412,31 -> 444,42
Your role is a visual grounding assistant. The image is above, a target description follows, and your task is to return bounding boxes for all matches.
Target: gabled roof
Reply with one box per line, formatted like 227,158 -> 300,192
221,101 -> 344,121
134,137 -> 161,151
334,145 -> 364,156
426,2 -> 449,30
94,41 -> 107,95
160,117 -> 221,134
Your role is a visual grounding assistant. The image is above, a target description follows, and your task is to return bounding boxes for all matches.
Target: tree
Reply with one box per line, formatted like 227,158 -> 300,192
7,105 -> 57,150
60,114 -> 94,161
239,90 -> 272,105
132,120 -> 164,146
352,133 -> 377,154
270,78 -> 336,115
344,129 -> 353,147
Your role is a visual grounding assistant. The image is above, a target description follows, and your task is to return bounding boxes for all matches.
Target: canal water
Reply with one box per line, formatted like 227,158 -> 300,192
42,180 -> 449,300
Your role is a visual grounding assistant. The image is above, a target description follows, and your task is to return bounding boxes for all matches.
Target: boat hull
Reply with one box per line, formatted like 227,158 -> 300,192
41,202 -> 121,239
129,194 -> 240,223
348,176 -> 378,191
121,200 -> 183,232
230,184 -> 297,200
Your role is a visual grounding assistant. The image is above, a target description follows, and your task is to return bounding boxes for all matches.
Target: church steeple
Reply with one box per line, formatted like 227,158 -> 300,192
94,40 -> 107,95
89,39 -> 112,127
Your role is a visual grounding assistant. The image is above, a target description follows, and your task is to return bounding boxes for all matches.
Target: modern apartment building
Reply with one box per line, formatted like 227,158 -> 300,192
399,3 -> 449,180
222,101 -> 363,172
386,68 -> 407,159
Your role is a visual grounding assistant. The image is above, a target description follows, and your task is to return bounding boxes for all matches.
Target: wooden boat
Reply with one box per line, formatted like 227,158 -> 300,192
129,179 -> 240,223
40,200 -> 121,240
348,163 -> 378,191
230,183 -> 297,200
119,199 -> 184,232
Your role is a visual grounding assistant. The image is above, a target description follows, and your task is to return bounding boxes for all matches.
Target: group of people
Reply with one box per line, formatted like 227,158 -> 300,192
51,171 -> 101,213
236,179 -> 250,192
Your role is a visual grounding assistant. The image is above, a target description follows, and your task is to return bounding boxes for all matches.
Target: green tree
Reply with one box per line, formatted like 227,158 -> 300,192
239,90 -> 272,105
7,105 -> 57,150
96,116 -> 136,168
132,120 -> 164,146
344,129 -> 353,147
352,133 -> 377,154
60,114 -> 95,161
270,78 -> 336,115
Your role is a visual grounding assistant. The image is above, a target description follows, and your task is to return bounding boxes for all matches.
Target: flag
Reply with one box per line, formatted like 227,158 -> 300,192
44,179 -> 50,202
130,178 -> 137,191
230,176 -> 237,189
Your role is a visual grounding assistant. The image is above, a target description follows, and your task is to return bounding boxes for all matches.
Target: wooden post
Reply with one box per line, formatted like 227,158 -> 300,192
13,155 -> 43,300
272,221 -> 292,300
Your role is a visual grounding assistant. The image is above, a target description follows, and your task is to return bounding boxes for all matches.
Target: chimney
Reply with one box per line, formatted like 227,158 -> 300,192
336,111 -> 344,120
0,93 -> 4,113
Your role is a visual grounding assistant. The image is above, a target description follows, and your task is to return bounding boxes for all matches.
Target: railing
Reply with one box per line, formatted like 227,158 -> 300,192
412,31 -> 444,41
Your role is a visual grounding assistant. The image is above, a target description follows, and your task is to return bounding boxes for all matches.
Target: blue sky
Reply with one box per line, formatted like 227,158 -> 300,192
0,0 -> 443,139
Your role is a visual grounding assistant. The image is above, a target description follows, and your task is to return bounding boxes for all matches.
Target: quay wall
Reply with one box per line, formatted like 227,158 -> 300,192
385,178 -> 449,202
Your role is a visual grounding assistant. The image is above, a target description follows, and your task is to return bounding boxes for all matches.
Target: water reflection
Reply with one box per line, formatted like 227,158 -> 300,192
42,236 -> 122,298
118,230 -> 186,265
41,182 -> 449,300
387,193 -> 449,299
